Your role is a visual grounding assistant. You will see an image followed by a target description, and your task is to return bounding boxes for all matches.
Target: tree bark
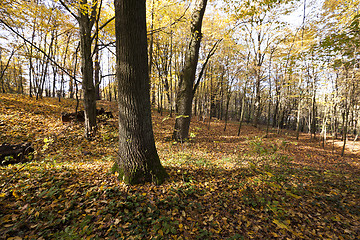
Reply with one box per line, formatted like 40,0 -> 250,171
173,0 -> 208,141
237,88 -> 246,136
114,0 -> 168,185
94,17 -> 101,100
78,0 -> 97,138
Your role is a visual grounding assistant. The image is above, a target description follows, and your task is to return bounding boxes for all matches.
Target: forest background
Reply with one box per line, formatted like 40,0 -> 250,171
0,0 -> 360,239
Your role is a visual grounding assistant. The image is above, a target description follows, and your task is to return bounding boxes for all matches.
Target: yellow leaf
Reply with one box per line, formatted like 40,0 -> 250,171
286,191 -> 301,199
179,224 -> 183,229
158,229 -> 164,236
273,219 -> 289,230
12,190 -> 19,199
268,182 -> 281,190
8,237 -> 22,240
122,222 -> 130,228
0,192 -> 6,198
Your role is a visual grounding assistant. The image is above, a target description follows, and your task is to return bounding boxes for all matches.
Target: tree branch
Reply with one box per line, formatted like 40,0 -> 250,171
0,19 -> 80,84
193,39 -> 222,95
148,3 -> 190,35
58,0 -> 79,20
0,48 -> 16,83
99,16 -> 115,31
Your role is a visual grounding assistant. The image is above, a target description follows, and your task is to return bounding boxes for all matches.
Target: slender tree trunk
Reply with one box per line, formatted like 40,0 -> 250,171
114,0 -> 168,185
223,90 -> 231,132
254,74 -> 261,127
296,99 -> 302,140
52,65 -> 57,97
78,0 -> 97,138
173,0 -> 208,141
273,93 -> 279,127
265,51 -> 273,138
321,97 -> 328,148
148,0 -> 155,107
51,30 -> 58,98
352,117 -> 358,152
71,44 -> 80,99
341,76 -> 353,156
341,109 -> 349,156
94,19 -> 101,100
238,89 -> 246,136
310,89 -> 317,139
0,49 -> 16,93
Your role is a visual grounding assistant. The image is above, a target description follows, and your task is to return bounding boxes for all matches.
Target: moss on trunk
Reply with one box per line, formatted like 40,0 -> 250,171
111,161 -> 168,185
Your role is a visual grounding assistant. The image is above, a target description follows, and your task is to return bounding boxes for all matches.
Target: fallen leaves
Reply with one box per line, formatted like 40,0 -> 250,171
0,93 -> 360,239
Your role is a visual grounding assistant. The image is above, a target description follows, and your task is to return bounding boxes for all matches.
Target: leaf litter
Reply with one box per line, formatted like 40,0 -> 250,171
0,93 -> 359,239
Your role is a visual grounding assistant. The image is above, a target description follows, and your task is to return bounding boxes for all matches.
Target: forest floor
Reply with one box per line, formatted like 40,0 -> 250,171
0,93 -> 359,240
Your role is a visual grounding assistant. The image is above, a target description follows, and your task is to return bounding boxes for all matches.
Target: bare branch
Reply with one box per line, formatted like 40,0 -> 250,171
193,39 -> 222,95
58,0 -> 79,20
0,19 -> 80,83
148,3 -> 190,35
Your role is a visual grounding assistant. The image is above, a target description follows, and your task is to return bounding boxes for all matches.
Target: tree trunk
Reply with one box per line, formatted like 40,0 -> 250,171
173,0 -> 208,141
148,0 -> 155,107
94,18 -> 101,100
253,74 -> 261,127
223,90 -> 231,132
237,89 -> 246,136
321,97 -> 328,148
78,1 -> 97,138
114,0 -> 168,185
310,86 -> 317,139
296,99 -> 302,140
341,109 -> 349,156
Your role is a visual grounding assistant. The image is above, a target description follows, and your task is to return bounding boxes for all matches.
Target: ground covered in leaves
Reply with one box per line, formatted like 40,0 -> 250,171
0,93 -> 359,239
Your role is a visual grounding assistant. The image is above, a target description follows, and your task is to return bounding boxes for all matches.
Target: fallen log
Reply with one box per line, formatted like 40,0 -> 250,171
61,109 -> 113,123
104,111 -> 114,118
96,108 -> 114,118
0,143 -> 34,165
61,111 -> 85,122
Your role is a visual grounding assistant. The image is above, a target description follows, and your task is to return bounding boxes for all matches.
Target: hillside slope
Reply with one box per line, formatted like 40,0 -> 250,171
0,93 -> 359,239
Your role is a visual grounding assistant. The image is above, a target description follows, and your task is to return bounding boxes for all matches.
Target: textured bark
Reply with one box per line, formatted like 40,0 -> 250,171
173,0 -> 208,141
114,0 -> 168,185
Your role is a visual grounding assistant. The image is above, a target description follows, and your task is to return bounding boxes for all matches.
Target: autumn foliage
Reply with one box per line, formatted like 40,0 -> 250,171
0,93 -> 359,239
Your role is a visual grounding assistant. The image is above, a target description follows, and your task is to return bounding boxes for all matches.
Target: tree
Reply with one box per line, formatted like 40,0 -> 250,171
173,0 -> 208,141
58,0 -> 100,138
113,0 -> 168,185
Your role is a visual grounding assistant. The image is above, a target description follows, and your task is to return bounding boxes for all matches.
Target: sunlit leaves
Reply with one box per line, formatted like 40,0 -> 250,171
1,93 -> 360,239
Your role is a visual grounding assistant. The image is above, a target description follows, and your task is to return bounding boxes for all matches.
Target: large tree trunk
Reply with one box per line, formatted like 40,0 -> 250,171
114,0 -> 168,185
78,1 -> 97,139
173,0 -> 208,141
